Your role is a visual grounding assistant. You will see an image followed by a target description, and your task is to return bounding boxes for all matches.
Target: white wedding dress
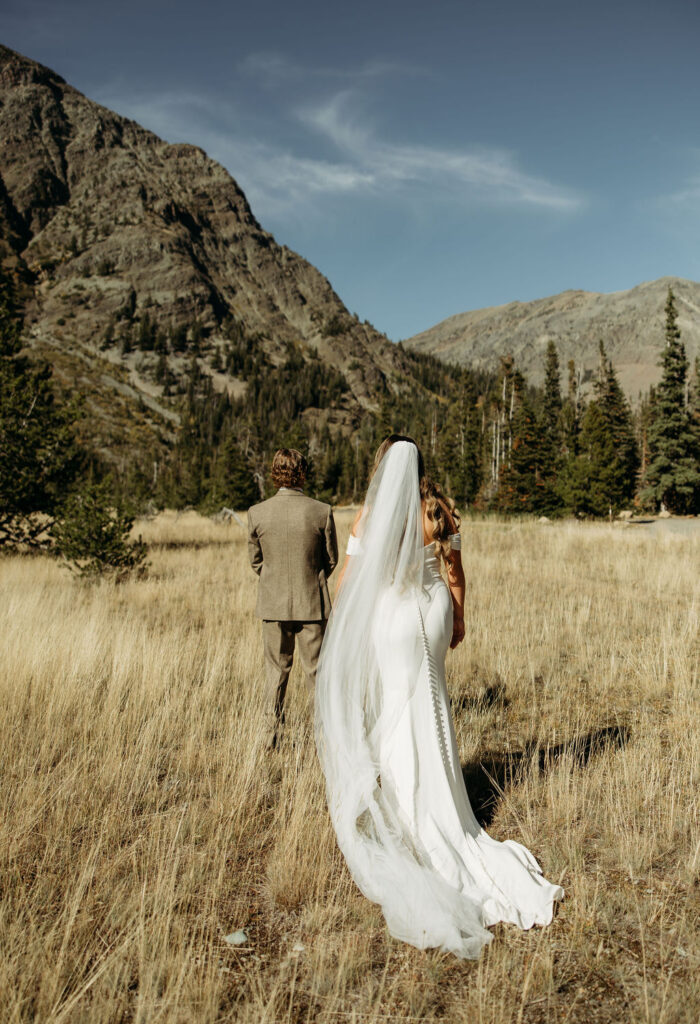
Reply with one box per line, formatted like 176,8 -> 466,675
315,442 -> 563,959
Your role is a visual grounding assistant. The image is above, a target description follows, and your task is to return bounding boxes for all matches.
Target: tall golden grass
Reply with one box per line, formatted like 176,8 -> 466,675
0,511 -> 698,1023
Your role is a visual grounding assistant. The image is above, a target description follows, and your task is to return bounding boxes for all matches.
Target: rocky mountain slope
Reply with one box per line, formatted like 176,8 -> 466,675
0,43 -> 412,457
405,277 -> 700,398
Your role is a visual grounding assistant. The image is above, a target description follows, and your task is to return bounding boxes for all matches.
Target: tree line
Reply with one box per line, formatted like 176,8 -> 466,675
153,287 -> 698,517
2,267 -> 699,568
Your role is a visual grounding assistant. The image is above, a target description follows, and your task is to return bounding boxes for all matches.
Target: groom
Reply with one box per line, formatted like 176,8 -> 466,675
247,448 -> 338,749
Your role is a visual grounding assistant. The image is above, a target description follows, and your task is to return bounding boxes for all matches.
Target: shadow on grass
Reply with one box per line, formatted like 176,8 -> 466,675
453,683 -> 509,713
462,723 -> 631,827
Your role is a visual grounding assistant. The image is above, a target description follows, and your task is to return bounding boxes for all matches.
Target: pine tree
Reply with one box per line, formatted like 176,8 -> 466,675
210,435 -> 259,510
690,357 -> 700,434
557,345 -> 637,518
495,370 -> 542,513
171,324 -> 188,353
138,311 -> 155,351
636,388 -> 654,494
315,426 -> 344,503
156,351 -> 171,394
437,422 -> 463,505
53,480 -> 148,579
561,359 -> 582,456
542,340 -> 562,441
557,402 -> 623,516
485,355 -> 515,503
461,390 -> 483,507
594,340 -> 638,503
0,271 -> 82,547
640,288 -> 700,513
446,378 -> 482,508
537,340 -> 564,512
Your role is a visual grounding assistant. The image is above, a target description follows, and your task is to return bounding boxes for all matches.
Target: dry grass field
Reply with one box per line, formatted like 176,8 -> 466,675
1,509 -> 698,1024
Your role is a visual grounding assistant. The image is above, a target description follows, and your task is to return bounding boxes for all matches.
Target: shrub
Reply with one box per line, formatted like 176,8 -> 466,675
53,482 -> 148,580
322,314 -> 347,338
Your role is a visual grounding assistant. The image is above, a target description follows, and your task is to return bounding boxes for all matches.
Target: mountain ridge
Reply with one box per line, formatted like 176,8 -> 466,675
0,42 -> 415,458
404,276 -> 700,397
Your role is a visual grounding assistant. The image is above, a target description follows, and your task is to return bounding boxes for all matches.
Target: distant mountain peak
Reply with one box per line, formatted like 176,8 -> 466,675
405,277 -> 700,397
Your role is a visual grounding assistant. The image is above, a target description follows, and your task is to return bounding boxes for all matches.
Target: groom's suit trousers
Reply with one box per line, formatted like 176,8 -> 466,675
262,619 -> 325,747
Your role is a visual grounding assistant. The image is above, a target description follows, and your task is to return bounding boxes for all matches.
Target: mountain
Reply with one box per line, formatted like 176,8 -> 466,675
0,43 -> 414,459
404,277 -> 700,398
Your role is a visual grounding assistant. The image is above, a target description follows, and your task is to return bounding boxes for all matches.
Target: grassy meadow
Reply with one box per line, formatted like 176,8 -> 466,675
0,509 -> 698,1023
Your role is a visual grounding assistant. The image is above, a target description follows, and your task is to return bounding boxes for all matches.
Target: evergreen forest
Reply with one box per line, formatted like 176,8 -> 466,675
144,289 -> 700,517
2,268 -> 699,547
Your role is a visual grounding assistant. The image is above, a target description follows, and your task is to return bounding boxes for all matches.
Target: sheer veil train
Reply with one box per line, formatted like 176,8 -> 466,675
315,440 -> 563,959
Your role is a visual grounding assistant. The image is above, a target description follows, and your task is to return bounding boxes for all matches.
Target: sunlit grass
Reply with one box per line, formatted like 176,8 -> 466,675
0,512 -> 698,1022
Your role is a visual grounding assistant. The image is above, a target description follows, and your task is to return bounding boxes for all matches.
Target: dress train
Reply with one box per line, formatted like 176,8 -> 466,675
371,545 -> 563,940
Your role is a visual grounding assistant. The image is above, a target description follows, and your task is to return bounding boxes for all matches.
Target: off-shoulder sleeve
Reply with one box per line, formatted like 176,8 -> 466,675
346,533 -> 362,555
449,532 -> 461,551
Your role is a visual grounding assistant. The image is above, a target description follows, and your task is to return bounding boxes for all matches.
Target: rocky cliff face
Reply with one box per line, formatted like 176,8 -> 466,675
405,277 -> 700,399
0,43 -> 409,453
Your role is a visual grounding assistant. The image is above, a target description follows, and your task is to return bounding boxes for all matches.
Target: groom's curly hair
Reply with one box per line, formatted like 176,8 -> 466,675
271,448 -> 308,489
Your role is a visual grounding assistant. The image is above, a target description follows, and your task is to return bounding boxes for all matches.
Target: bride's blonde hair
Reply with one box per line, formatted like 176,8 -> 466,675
420,475 -> 461,560
371,435 -> 461,560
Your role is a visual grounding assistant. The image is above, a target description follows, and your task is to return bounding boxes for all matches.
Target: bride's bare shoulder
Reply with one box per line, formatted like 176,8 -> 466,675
350,506 -> 364,537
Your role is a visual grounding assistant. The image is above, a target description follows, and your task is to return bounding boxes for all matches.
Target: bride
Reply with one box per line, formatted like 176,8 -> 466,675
315,435 -> 563,959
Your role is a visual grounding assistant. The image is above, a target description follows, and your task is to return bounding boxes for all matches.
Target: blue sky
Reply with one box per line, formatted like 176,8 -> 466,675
5,0 -> 700,340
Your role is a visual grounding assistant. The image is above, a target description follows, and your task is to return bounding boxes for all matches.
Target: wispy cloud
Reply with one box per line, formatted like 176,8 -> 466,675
238,51 -> 429,88
93,61 -> 584,221
298,91 -> 583,211
651,148 -> 700,214
660,179 -> 700,209
90,86 -> 373,215
219,143 -> 376,212
91,86 -> 241,139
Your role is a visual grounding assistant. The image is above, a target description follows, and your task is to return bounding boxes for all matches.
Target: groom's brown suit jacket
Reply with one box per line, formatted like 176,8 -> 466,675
247,488 -> 338,621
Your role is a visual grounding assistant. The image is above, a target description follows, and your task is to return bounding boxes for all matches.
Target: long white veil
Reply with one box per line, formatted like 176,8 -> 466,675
315,441 -> 493,958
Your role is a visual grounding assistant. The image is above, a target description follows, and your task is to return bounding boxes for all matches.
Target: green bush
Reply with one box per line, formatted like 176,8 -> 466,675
53,482 -> 148,580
